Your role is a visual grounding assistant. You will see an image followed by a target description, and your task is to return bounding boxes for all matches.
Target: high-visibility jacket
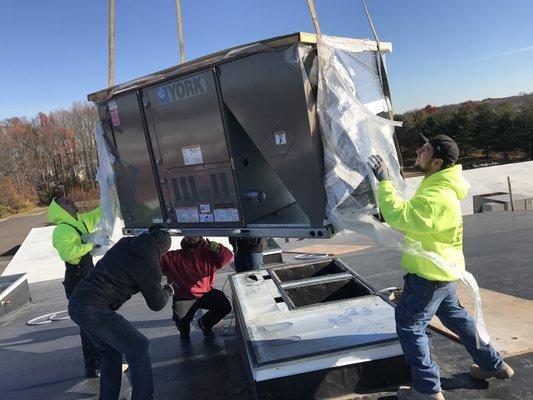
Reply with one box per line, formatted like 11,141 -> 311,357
47,199 -> 101,265
377,165 -> 470,281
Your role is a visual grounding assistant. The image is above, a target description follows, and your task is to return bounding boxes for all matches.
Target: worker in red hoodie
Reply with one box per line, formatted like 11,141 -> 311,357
160,236 -> 233,344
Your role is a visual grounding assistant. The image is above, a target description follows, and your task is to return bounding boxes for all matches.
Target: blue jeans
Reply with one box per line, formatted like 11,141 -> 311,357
234,251 -> 263,273
68,301 -> 154,400
395,273 -> 503,394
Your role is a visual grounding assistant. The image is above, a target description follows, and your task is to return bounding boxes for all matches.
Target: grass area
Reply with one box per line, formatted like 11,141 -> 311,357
0,196 -> 100,221
0,206 -> 48,221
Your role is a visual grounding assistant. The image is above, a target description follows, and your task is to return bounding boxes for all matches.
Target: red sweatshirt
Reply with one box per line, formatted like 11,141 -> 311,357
160,238 -> 233,299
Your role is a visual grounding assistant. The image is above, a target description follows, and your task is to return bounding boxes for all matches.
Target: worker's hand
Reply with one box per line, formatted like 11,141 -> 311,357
206,239 -> 221,253
367,155 -> 390,182
162,283 -> 175,298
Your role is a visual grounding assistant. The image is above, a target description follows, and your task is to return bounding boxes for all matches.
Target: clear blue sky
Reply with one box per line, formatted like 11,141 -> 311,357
1,0 -> 532,119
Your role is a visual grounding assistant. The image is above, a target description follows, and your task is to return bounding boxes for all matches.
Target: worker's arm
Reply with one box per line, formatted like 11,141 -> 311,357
377,180 -> 439,234
79,206 -> 102,232
206,241 -> 234,269
137,265 -> 171,311
52,225 -> 93,264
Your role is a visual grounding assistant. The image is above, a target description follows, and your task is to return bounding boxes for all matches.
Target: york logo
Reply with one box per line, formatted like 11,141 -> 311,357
156,75 -> 207,105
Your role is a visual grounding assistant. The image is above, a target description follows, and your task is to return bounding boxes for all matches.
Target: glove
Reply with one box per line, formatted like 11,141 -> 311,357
162,283 -> 175,298
206,239 -> 221,253
367,154 -> 390,182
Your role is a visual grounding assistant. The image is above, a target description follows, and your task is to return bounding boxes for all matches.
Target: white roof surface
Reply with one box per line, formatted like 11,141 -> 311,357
2,228 -> 230,284
405,161 -> 533,215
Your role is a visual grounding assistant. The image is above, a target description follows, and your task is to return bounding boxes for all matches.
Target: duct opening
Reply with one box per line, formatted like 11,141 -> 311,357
272,261 -> 344,282
284,278 -> 371,308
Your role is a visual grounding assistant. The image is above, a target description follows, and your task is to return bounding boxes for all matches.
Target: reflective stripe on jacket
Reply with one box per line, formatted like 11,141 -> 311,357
377,165 -> 470,281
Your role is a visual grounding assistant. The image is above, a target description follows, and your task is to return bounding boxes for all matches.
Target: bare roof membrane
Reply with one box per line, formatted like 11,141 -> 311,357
1,212 -> 532,399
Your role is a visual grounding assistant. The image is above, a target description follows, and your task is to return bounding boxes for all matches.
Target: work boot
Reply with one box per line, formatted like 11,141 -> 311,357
178,324 -> 191,344
469,362 -> 514,380
397,387 -> 445,400
198,317 -> 214,338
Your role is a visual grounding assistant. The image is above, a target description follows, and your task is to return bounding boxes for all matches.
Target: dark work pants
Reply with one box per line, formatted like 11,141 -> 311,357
172,288 -> 231,331
234,251 -> 263,273
69,302 -> 153,400
63,257 -> 101,373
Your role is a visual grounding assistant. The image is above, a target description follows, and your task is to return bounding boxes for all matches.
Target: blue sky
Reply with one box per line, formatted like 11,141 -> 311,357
1,0 -> 532,119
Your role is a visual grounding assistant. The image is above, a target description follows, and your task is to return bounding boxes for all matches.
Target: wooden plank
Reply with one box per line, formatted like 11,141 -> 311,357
287,244 -> 372,256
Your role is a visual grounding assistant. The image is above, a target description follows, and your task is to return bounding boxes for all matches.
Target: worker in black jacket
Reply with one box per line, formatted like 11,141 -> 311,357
68,227 -> 174,400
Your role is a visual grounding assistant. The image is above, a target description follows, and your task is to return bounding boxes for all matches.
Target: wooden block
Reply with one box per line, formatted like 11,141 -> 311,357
287,244 -> 372,256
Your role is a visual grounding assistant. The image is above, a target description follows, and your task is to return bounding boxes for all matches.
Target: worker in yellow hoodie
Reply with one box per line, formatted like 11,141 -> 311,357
368,135 -> 513,400
47,196 -> 102,378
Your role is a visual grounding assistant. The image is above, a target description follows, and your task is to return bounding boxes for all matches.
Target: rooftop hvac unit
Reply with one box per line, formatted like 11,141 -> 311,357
89,32 -> 401,238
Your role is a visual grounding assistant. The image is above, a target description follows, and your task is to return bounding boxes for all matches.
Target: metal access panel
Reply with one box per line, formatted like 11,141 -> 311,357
98,92 -> 164,227
220,46 -> 324,232
141,70 -> 243,228
166,167 -> 241,225
145,70 -> 230,168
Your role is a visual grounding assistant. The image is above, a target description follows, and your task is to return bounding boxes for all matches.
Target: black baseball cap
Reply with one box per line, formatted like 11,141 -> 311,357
420,133 -> 459,167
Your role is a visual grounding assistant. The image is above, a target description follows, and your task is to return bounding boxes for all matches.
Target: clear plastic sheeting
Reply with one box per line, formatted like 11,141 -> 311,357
82,122 -> 123,249
316,34 -> 489,347
316,34 -> 404,233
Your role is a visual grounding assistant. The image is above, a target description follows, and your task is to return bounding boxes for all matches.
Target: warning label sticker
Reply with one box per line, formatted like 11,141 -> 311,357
214,208 -> 239,222
182,145 -> 203,165
176,207 -> 199,223
108,100 -> 120,127
274,131 -> 287,145
199,203 -> 211,213
199,213 -> 214,223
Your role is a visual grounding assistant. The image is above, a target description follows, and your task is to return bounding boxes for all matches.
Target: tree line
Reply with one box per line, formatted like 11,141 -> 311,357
395,95 -> 533,168
0,103 -> 99,217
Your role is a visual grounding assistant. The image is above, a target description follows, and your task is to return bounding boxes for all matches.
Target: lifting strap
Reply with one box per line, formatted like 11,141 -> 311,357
360,0 -> 404,169
306,0 -> 322,35
175,0 -> 185,63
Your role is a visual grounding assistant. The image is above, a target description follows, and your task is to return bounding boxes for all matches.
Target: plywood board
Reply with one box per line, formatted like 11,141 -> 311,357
431,286 -> 533,357
287,244 -> 372,256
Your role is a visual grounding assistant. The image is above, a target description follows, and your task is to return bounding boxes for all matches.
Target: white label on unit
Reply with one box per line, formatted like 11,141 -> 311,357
199,203 -> 211,213
199,213 -> 214,223
108,100 -> 121,127
176,207 -> 199,223
152,217 -> 164,224
182,145 -> 203,165
274,131 -> 287,145
214,208 -> 239,222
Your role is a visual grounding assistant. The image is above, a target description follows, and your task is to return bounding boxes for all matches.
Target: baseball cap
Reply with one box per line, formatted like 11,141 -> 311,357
420,133 -> 459,167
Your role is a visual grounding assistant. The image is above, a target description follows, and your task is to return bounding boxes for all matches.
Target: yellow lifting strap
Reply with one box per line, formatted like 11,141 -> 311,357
306,0 -> 322,35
